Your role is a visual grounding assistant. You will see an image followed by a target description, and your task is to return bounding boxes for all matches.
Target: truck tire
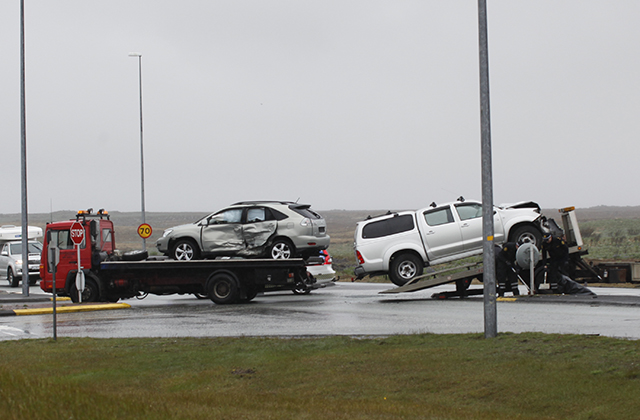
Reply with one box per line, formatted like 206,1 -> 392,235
70,276 -> 100,303
293,282 -> 311,295
208,273 -> 239,304
7,268 -> 19,288
389,253 -> 423,286
171,239 -> 200,261
122,250 -> 148,261
509,225 -> 542,248
268,239 -> 294,259
239,285 -> 259,302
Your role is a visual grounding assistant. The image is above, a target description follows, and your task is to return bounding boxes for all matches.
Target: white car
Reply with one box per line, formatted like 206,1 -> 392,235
297,250 -> 337,294
353,198 -> 546,286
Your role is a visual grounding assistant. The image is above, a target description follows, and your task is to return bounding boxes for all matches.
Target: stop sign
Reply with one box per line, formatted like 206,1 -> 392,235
70,222 -> 85,245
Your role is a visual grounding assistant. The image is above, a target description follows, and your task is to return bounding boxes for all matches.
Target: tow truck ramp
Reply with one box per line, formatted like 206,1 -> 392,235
379,262 -> 485,299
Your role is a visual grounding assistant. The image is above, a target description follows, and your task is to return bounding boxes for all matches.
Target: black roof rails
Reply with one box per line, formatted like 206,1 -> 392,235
366,210 -> 395,220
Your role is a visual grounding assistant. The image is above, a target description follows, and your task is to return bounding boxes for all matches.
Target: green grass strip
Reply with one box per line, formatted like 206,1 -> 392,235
1,333 -> 639,419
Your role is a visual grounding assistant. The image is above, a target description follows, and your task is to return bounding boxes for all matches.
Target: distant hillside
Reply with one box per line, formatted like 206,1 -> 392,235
544,206 -> 640,221
2,205 -> 640,252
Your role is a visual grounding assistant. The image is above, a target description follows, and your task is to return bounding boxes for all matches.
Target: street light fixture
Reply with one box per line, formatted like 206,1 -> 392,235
129,52 -> 146,251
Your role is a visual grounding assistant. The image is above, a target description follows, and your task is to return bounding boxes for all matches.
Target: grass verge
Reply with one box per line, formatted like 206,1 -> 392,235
1,333 -> 639,419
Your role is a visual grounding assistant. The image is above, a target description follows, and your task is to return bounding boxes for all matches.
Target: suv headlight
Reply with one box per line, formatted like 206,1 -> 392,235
162,229 -> 173,238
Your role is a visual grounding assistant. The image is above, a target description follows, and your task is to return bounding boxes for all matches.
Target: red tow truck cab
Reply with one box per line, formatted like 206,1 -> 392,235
40,209 -> 115,298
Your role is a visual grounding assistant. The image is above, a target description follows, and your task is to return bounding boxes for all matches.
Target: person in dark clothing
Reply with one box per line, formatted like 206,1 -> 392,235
494,242 -> 520,297
541,234 -> 569,290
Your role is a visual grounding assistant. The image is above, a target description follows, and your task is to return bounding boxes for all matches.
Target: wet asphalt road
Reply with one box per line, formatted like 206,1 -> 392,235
1,282 -> 640,341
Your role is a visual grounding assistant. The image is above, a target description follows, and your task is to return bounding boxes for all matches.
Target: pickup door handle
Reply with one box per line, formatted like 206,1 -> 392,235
461,223 -> 469,228
426,230 -> 435,235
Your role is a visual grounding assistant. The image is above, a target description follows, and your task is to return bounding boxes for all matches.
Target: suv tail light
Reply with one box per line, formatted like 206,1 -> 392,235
356,250 -> 364,265
300,218 -> 311,227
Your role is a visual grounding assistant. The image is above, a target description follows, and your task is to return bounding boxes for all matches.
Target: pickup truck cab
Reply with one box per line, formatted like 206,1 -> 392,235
353,198 -> 546,286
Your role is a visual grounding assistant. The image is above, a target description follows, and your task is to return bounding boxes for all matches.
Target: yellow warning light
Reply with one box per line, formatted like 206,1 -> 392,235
559,206 -> 576,213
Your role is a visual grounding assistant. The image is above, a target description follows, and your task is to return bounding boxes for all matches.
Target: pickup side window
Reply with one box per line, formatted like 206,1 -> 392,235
362,215 -> 414,239
455,203 -> 483,221
423,208 -> 454,226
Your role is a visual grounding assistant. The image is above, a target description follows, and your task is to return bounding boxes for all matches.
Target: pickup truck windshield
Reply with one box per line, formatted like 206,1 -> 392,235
9,242 -> 43,254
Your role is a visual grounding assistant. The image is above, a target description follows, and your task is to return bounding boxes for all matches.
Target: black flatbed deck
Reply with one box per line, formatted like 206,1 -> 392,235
100,258 -> 307,271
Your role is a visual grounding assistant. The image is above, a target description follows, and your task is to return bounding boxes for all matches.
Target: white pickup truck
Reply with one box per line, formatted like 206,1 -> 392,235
0,225 -> 43,287
353,198 -> 546,286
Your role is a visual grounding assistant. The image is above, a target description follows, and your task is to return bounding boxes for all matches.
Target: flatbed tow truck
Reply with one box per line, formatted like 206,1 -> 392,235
379,206 -> 608,298
39,209 -> 317,304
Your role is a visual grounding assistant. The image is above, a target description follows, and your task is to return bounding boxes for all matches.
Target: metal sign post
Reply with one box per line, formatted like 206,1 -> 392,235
70,222 -> 85,303
48,245 -> 59,340
530,244 -> 535,295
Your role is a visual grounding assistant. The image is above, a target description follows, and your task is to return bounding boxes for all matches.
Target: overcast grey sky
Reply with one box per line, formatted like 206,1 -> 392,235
1,1 -> 639,214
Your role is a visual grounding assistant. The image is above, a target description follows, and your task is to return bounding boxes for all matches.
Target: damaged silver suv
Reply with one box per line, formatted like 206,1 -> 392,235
156,201 -> 330,260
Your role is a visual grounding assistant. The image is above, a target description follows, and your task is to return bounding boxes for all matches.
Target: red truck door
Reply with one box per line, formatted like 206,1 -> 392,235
47,227 -> 86,284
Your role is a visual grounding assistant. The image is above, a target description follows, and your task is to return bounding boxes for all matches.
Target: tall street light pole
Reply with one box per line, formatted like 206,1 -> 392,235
129,52 -> 146,251
20,0 -> 29,296
477,0 -> 497,338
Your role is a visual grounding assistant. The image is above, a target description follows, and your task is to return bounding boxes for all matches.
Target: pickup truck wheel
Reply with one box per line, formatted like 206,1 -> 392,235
7,268 -> 19,288
269,239 -> 294,259
509,226 -> 542,248
390,254 -> 423,286
171,239 -> 200,261
208,274 -> 239,304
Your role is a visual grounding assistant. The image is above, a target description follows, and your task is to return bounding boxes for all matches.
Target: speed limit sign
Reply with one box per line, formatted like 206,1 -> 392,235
138,223 -> 153,239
